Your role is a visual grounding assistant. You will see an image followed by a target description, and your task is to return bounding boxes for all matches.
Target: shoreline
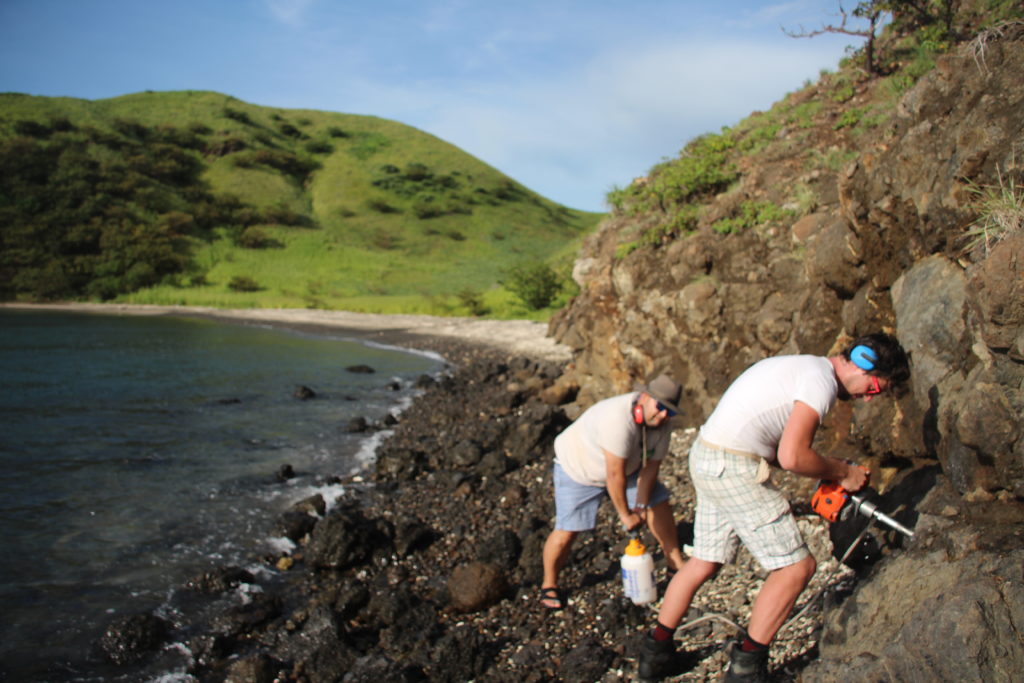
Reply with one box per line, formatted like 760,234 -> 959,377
0,302 -> 573,364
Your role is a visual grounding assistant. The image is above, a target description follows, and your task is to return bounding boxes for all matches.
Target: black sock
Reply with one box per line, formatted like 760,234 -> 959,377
740,634 -> 768,652
651,622 -> 675,642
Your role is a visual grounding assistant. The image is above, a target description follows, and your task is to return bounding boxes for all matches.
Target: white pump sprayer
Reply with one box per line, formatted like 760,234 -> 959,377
621,536 -> 657,605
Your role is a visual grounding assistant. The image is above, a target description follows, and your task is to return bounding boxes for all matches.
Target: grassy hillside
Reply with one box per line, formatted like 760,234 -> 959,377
0,91 -> 602,318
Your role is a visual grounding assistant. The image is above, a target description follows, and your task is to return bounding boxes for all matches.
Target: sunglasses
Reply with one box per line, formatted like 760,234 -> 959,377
865,375 -> 882,396
655,401 -> 678,417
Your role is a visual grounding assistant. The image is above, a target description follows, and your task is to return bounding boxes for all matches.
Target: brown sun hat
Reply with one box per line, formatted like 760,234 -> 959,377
637,374 -> 682,414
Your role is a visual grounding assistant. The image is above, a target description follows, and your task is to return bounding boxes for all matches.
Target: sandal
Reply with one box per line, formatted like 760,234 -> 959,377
540,586 -> 565,610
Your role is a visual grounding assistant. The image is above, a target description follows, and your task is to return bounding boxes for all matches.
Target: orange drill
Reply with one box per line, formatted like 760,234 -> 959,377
811,479 -> 915,538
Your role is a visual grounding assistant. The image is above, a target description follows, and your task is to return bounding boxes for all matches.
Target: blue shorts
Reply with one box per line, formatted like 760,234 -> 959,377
553,461 -> 671,532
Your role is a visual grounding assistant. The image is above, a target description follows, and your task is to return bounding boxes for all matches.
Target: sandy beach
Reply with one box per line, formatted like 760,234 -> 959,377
1,302 -> 573,363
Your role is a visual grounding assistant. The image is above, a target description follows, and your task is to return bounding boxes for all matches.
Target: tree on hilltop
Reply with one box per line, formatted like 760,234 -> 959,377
784,1 -> 966,75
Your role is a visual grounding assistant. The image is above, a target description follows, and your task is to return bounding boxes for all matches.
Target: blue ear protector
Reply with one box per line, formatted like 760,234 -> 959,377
850,345 -> 877,371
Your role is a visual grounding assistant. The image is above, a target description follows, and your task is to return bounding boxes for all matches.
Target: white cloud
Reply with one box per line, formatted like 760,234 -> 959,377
265,0 -> 317,27
389,35 -> 848,209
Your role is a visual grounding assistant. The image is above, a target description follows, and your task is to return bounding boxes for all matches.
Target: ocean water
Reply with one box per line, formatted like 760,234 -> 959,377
0,309 -> 444,681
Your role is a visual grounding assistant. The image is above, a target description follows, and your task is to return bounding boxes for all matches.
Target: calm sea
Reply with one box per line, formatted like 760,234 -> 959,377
0,309 -> 444,681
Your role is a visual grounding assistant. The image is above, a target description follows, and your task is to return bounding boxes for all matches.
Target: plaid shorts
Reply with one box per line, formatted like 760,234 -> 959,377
689,438 -> 808,570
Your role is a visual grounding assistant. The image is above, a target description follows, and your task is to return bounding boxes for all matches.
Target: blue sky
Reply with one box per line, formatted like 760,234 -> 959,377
0,1 -> 864,212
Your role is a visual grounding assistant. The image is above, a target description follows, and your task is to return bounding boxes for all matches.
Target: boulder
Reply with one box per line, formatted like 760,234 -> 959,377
803,478 -> 1024,682
225,653 -> 281,683
209,591 -> 282,637
275,509 -> 318,542
293,385 -> 316,400
477,528 -> 522,570
448,562 -> 508,612
345,416 -> 369,433
306,507 -> 393,570
428,624 -> 500,682
96,613 -> 170,665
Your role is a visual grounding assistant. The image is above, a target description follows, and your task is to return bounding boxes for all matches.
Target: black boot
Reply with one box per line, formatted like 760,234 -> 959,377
638,633 -> 678,681
721,639 -> 769,682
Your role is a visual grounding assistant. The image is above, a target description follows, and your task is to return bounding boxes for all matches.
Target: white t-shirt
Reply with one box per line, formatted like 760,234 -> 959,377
554,392 -> 671,487
700,355 -> 837,460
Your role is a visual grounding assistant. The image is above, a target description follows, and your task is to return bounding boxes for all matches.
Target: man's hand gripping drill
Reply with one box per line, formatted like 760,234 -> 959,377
811,464 -> 916,539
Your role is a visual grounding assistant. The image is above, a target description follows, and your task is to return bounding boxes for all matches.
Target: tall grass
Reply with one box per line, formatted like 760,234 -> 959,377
963,169 -> 1023,255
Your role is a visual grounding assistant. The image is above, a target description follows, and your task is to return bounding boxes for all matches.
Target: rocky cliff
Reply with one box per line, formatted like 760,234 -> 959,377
551,22 -> 1024,680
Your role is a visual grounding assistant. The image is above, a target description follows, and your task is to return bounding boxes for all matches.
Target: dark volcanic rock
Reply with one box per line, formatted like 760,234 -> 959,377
275,463 -> 295,482
185,566 -> 256,594
345,416 -> 369,433
224,652 -> 282,683
393,516 -> 436,556
293,385 -> 316,400
478,528 -> 522,569
96,613 -> 170,665
559,638 -> 617,683
346,364 -> 375,374
428,624 -> 502,682
275,509 -> 318,542
210,591 -> 282,637
292,492 -> 327,516
802,478 -> 1024,682
342,654 -> 425,682
306,506 -> 394,569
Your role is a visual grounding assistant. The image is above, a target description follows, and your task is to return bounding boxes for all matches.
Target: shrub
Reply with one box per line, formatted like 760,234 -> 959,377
223,108 -> 253,125
235,149 -> 320,182
711,201 -> 794,234
228,275 -> 260,292
349,132 -> 390,160
503,261 -> 562,310
235,226 -> 282,249
365,197 -> 400,214
413,201 -> 444,219
456,288 -> 489,316
834,107 -> 868,130
305,140 -> 333,155
113,119 -> 150,140
278,123 -> 305,139
13,120 -> 53,138
370,229 -> 401,250
405,162 -> 432,181
261,205 -> 306,226
204,135 -> 247,157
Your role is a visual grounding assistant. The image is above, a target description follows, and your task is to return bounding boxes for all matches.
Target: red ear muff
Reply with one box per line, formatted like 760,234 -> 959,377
633,403 -> 645,425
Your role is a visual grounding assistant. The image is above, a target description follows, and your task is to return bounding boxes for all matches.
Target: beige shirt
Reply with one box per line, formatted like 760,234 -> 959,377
554,392 -> 671,487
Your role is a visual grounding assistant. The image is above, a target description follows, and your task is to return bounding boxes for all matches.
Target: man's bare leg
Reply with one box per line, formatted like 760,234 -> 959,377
746,554 -> 816,644
656,556 -> 721,628
647,500 -> 687,572
541,528 -> 578,606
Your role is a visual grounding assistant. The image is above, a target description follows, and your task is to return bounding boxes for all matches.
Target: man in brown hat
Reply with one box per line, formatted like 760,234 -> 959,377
540,374 -> 687,610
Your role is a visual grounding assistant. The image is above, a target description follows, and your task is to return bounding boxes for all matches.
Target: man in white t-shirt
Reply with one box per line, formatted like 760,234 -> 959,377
540,374 -> 687,610
638,333 -> 910,682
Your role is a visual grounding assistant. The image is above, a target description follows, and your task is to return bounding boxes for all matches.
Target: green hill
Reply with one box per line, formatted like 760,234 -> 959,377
0,91 -> 603,318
